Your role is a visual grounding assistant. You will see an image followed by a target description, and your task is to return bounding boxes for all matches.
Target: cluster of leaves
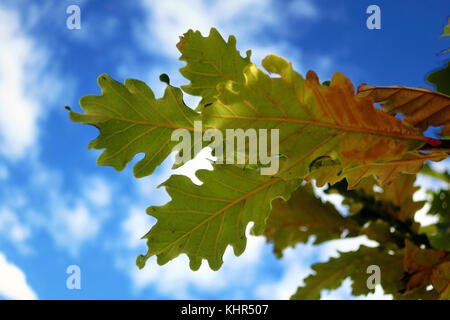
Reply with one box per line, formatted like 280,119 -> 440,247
69,23 -> 450,299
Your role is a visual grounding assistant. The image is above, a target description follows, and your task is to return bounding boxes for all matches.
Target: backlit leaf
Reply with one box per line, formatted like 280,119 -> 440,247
70,74 -> 199,178
178,28 -> 251,110
357,83 -> 450,135
431,261 -> 450,299
403,240 -> 449,294
291,246 -> 404,299
263,183 -> 359,257
307,151 -> 447,189
137,164 -> 299,270
420,189 -> 450,251
375,173 -> 425,222
203,54 -> 430,182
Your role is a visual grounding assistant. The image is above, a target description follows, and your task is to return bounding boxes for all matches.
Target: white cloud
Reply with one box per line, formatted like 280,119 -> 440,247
0,6 -> 60,160
0,7 -> 39,159
138,0 -> 273,58
83,177 -> 112,207
255,246 -> 314,299
122,206 -> 154,249
428,158 -> 450,173
0,207 -> 31,251
9,160 -> 110,256
26,166 -> 104,256
131,0 -> 320,85
128,235 -> 267,299
138,0 -> 320,59
0,252 -> 37,300
119,219 -> 268,299
48,202 -> 100,256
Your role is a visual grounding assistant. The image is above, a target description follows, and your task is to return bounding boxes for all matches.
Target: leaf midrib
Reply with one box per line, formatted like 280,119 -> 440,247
206,114 -> 429,143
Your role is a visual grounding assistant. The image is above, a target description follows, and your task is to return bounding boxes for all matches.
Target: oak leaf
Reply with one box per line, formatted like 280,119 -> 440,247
291,246 -> 404,299
263,183 -> 359,257
137,164 -> 299,270
69,75 -> 199,178
357,84 -> 450,135
403,240 -> 449,295
178,28 -> 251,110
203,54 -> 431,183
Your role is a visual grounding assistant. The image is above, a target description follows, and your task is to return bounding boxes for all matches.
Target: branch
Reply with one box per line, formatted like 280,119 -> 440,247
327,179 -> 431,248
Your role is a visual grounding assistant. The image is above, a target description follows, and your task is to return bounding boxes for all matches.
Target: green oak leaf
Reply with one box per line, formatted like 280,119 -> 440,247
428,189 -> 450,219
291,246 -> 404,300
361,220 -> 404,249
420,189 -> 450,251
69,74 -> 199,178
137,164 -> 300,271
420,222 -> 450,252
427,61 -> 450,96
263,183 -> 359,258
177,28 -> 251,110
202,54 -> 427,183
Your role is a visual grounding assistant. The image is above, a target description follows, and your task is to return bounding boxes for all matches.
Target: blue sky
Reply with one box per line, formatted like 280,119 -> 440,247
0,0 -> 449,300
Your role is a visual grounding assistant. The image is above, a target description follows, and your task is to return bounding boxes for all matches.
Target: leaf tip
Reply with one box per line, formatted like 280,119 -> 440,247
357,83 -> 369,93
262,54 -> 288,74
306,70 -> 320,84
246,49 -> 252,60
136,254 -> 147,269
97,73 -> 112,85
176,36 -> 185,51
189,257 -> 202,271
330,72 -> 355,93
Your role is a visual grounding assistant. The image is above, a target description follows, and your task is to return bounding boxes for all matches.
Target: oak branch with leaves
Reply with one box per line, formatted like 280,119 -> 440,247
68,26 -> 450,299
